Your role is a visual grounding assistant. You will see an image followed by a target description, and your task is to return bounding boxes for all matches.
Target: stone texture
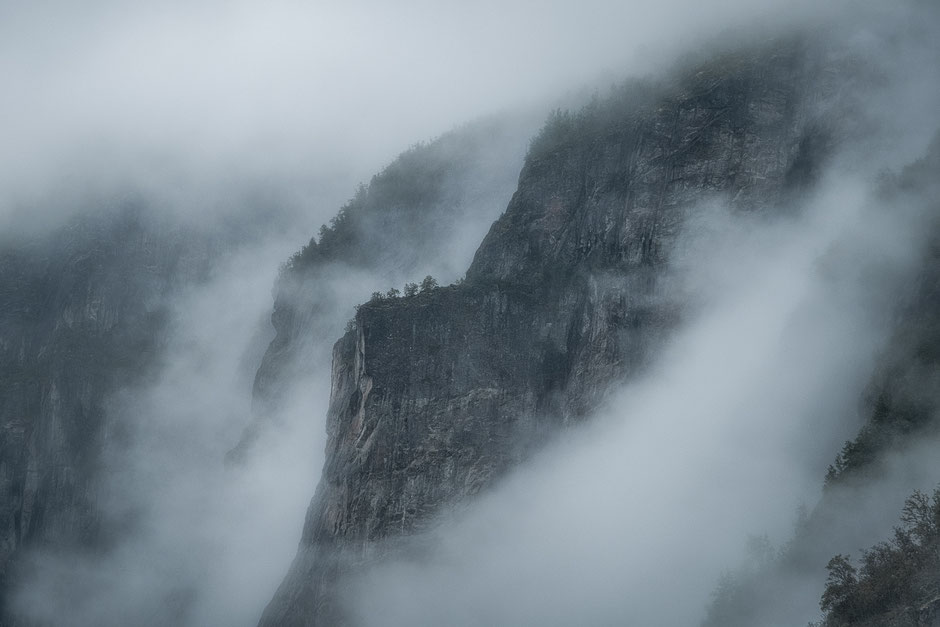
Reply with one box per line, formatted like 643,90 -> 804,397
233,116 -> 531,458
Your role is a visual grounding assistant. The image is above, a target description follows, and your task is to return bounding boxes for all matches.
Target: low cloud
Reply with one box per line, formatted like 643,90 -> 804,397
5,1 -> 938,626
0,0 -> 831,235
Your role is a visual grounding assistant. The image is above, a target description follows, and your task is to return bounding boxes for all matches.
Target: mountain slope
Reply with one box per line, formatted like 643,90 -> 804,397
698,133 -> 940,627
259,36 -> 842,627
233,116 -> 532,457
0,207 -> 215,623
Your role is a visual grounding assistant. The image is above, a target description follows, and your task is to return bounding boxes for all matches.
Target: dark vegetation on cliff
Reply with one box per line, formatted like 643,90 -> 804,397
824,142 -> 940,488
820,486 -> 940,627
701,136 -> 940,627
815,140 -> 940,627
281,114 -> 536,280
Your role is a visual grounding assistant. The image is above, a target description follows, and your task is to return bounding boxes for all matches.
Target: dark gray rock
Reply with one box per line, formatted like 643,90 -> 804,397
0,207 -> 215,625
233,115 -> 533,457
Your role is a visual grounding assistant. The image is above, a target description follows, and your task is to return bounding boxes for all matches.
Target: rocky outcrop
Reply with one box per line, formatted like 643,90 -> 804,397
234,115 -> 532,456
0,113 -> 532,624
260,37 -> 841,626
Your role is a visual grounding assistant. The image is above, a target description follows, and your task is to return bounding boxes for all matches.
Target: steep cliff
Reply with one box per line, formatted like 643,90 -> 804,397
0,206 -> 215,624
235,115 -> 532,455
260,36 -> 842,626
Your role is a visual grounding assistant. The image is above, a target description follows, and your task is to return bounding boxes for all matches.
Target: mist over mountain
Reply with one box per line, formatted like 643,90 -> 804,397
1,1 -> 939,627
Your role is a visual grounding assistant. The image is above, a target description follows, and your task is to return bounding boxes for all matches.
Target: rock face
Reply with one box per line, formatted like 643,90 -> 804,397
260,38 -> 840,626
235,115 -> 532,454
0,114 -> 532,624
0,207 -> 213,625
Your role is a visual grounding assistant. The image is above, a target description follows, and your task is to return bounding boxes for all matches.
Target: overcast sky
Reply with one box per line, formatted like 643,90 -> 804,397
0,0 -> 830,236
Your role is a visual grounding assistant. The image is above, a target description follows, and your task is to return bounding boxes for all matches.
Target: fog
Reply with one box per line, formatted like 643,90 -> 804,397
3,0 -> 939,626
337,5 -> 940,626
0,0 -> 832,236
10,233 -> 323,626
343,161 -> 936,626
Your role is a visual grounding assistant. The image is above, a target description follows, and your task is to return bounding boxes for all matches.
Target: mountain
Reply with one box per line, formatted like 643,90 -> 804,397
2,6 -> 938,627
0,114 -> 532,625
258,34 -> 857,626
0,206 -> 216,623
231,115 -> 533,459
